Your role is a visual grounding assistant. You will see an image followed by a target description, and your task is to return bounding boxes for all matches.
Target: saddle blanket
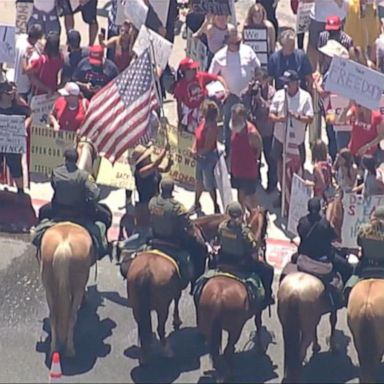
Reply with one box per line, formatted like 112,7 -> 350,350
31,218 -> 108,258
193,269 -> 265,310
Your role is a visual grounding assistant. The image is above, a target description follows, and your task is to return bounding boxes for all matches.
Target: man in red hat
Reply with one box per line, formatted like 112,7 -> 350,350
73,45 -> 118,99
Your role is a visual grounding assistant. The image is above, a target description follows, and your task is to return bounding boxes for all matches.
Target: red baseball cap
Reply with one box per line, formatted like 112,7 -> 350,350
325,15 -> 341,31
179,57 -> 199,71
89,45 -> 104,66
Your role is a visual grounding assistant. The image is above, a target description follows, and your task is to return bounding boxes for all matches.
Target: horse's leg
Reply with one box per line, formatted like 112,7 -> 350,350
254,311 -> 266,354
312,328 -> 321,354
222,322 -> 243,381
46,290 -> 58,355
172,290 -> 182,330
328,311 -> 339,352
157,302 -> 173,358
65,289 -> 84,358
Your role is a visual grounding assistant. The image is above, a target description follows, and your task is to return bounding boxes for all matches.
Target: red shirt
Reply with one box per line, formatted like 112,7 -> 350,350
195,119 -> 218,154
231,122 -> 259,179
30,54 -> 64,95
174,71 -> 218,109
314,161 -> 332,197
52,96 -> 89,132
348,107 -> 382,156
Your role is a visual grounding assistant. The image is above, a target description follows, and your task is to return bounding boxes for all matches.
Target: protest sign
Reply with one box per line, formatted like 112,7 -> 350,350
214,148 -> 233,209
0,115 -> 26,154
133,26 -> 173,70
30,126 -> 76,175
287,173 -> 313,235
325,57 -> 384,110
186,28 -> 209,71
30,94 -> 57,127
191,0 -> 232,15
0,26 -> 15,65
243,27 -> 269,67
341,193 -> 384,248
15,0 -> 33,35
149,0 -> 170,27
296,1 -> 314,34
115,0 -> 126,26
124,0 -> 149,29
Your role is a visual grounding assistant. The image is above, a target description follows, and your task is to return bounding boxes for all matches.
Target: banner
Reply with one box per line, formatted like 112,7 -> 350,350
287,173 -> 313,235
15,1 -> 33,35
124,0 -> 149,30
214,148 -> 233,209
341,193 -> 384,248
296,2 -> 314,34
30,94 -> 57,127
133,25 -> 173,70
0,26 -> 15,65
243,27 -> 269,68
149,0 -> 170,27
0,115 -> 26,154
29,126 -> 76,175
191,0 -> 232,15
186,28 -> 209,71
325,57 -> 384,110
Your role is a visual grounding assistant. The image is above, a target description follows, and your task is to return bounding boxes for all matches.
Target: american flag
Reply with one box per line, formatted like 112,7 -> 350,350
79,49 -> 159,163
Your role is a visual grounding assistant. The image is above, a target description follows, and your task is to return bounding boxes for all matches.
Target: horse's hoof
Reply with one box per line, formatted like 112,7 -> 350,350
312,343 -> 321,354
173,320 -> 182,331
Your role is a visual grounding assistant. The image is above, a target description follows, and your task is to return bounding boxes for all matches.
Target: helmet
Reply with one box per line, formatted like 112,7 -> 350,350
227,201 -> 243,219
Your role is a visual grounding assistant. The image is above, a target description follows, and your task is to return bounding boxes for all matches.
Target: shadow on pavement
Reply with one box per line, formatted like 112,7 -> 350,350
303,329 -> 358,383
36,284 -> 116,375
128,327 -> 206,383
99,289 -> 130,308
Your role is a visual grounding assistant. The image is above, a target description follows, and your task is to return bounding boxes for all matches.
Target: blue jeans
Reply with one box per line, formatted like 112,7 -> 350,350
222,94 -> 241,156
326,124 -> 337,162
335,131 -> 351,151
196,150 -> 218,191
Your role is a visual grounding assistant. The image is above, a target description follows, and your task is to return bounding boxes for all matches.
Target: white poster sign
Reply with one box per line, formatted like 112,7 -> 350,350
116,0 -> 126,26
0,26 -> 15,65
186,28 -> 209,71
15,1 -> 33,35
296,2 -> 314,34
133,25 -> 173,69
288,173 -> 313,235
243,27 -> 269,67
325,57 -> 384,110
341,193 -> 384,248
30,94 -> 57,127
124,0 -> 149,29
0,115 -> 26,154
149,0 -> 170,27
214,148 -> 233,210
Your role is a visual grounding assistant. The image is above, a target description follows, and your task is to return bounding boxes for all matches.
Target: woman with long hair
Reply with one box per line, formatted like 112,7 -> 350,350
333,148 -> 358,192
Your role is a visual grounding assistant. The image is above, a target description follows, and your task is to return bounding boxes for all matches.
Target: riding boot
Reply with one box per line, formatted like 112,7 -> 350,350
255,261 -> 275,307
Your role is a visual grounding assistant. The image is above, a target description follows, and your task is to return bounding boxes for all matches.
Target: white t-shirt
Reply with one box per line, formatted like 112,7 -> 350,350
270,88 -> 314,145
33,0 -> 56,13
209,43 -> 260,97
310,0 -> 348,22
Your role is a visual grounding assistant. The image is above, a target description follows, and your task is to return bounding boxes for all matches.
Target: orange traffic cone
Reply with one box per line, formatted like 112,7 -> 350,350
49,352 -> 63,383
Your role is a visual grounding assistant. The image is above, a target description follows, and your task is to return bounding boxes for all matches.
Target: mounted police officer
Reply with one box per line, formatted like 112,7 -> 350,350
38,148 -> 112,258
148,178 -> 207,290
217,201 -> 274,307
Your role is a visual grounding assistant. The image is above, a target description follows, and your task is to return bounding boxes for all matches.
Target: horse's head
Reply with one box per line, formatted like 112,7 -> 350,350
247,206 -> 269,243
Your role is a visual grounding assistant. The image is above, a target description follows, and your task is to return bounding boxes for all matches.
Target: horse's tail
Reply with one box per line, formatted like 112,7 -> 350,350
51,241 -> 72,348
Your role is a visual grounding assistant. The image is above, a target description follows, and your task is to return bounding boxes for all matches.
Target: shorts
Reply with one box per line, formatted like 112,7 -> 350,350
272,137 -> 306,166
195,151 -> 218,192
0,153 -> 23,178
27,6 -> 61,36
231,176 -> 257,196
308,18 -> 326,49
60,0 -> 97,24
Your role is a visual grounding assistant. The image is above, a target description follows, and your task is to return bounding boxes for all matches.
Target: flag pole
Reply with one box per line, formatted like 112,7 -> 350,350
281,85 -> 289,217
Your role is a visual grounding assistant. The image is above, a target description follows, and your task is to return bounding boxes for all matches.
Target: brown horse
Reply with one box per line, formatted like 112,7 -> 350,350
347,279 -> 384,383
195,208 -> 269,381
39,223 -> 94,356
126,225 -> 207,365
277,272 -> 338,383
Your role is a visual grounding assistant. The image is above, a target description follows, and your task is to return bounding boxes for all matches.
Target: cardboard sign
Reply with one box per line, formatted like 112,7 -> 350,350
133,25 -> 173,70
124,0 -> 149,30
296,2 -> 314,34
0,115 -> 26,154
116,0 -> 127,26
15,1 -> 33,35
30,94 -> 57,127
191,0 -> 232,15
325,57 -> 384,110
243,27 -> 269,67
0,26 -> 15,65
186,28 -> 209,71
149,0 -> 170,27
341,193 -> 384,248
287,174 -> 313,236
29,126 -> 76,175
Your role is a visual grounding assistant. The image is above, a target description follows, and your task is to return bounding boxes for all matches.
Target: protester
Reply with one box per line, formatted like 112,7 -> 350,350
244,3 -> 276,53
269,70 -> 314,206
267,29 -> 313,91
230,103 -> 262,212
174,57 -> 227,133
28,0 -> 60,36
209,26 -> 260,156
49,82 -> 89,132
25,31 -> 64,96
256,0 -> 278,38
243,67 -> 277,192
352,155 -> 384,197
61,0 -> 99,46
14,24 -> 43,101
62,29 -> 89,83
334,148 -> 358,193
72,45 -> 119,99
290,0 -> 304,49
372,21 -> 384,72
0,81 -> 31,195
99,21 -> 138,73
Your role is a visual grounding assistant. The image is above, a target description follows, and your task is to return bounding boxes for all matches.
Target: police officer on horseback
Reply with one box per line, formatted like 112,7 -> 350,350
217,201 -> 274,307
148,178 -> 207,290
